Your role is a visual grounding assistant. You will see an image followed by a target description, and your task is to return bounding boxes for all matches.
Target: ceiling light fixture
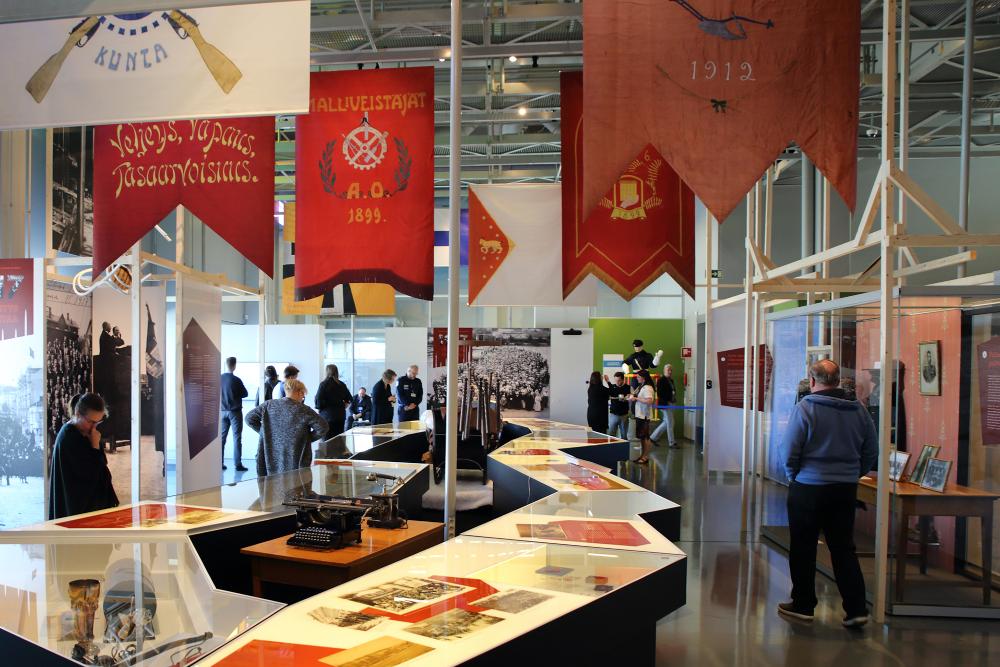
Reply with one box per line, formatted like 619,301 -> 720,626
508,55 -> 518,63
518,107 -> 527,117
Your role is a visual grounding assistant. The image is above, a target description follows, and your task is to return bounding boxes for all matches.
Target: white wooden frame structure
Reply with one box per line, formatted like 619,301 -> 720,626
732,2 -> 1000,623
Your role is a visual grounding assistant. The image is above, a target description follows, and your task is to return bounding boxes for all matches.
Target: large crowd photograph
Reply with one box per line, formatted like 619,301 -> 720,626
428,328 -> 551,418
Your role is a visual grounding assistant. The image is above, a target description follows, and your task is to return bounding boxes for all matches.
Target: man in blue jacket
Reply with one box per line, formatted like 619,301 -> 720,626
778,359 -> 877,628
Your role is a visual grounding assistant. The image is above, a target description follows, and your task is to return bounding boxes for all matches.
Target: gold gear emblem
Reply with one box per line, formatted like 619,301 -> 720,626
342,112 -> 389,171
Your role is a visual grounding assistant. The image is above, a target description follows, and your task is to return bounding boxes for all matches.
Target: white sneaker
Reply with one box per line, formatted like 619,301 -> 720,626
842,614 -> 869,628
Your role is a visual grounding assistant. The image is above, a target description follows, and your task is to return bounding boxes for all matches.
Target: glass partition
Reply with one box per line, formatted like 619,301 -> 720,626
758,288 -> 1000,618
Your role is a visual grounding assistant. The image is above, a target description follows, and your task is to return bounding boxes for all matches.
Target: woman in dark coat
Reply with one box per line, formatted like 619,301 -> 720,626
586,371 -> 611,435
48,393 -> 119,520
315,364 -> 352,437
371,369 -> 397,426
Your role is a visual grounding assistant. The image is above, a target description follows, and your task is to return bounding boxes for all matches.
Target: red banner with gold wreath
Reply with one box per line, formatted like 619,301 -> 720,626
295,69 -> 434,300
562,71 -> 695,300
583,0 -> 859,223
93,117 -> 275,277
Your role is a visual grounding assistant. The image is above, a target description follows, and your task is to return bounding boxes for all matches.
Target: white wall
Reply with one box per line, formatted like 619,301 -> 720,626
705,299 -> 746,472
221,323 -> 324,400
549,327 -> 594,426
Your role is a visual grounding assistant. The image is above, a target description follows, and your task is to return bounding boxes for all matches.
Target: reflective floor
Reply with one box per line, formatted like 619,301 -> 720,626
617,441 -> 1000,667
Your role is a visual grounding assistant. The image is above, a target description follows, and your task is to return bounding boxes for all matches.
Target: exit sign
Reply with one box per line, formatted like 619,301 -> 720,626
711,269 -> 723,279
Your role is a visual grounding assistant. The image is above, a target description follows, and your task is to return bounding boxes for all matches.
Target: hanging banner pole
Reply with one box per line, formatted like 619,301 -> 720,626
129,242 -> 142,503
443,0 -> 462,540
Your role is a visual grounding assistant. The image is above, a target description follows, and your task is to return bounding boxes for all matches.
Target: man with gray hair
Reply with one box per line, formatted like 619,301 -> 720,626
778,359 -> 877,628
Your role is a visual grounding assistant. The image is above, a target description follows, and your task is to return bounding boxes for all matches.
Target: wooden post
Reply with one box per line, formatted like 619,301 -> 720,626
173,205 -> 187,493
130,243 -> 142,504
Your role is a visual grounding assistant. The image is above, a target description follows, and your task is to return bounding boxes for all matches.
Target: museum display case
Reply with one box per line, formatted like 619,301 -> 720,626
0,536 -> 283,667
758,287 -> 1000,617
0,417 -> 686,664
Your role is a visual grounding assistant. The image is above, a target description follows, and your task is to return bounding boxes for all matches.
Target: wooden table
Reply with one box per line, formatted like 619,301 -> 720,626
858,477 -> 998,605
241,520 -> 443,598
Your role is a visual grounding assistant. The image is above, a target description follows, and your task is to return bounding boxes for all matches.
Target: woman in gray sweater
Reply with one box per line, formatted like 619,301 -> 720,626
245,379 -> 329,476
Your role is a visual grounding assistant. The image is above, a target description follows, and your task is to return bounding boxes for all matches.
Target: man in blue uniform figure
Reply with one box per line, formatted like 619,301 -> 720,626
220,356 -> 249,471
396,364 -> 424,423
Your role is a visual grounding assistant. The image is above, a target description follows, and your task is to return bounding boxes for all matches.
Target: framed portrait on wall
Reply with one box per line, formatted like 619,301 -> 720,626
918,458 -> 951,493
910,444 -> 941,485
888,450 -> 911,482
919,341 -> 940,396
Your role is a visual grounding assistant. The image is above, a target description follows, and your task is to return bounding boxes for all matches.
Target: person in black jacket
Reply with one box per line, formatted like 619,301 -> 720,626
371,369 -> 397,425
586,371 -> 611,434
256,365 -> 279,406
48,393 -> 118,520
347,387 -> 373,429
396,365 -> 424,423
607,371 -> 630,440
220,356 -> 249,471
651,363 -> 678,448
315,364 -> 352,437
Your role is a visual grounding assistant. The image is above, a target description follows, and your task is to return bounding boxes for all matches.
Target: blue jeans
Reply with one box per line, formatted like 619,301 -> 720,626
608,413 -> 628,440
650,408 -> 675,445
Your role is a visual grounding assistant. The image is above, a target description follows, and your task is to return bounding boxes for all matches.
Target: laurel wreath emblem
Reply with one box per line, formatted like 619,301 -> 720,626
319,136 -> 412,200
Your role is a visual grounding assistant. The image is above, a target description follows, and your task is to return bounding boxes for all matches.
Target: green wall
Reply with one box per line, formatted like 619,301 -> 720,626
589,318 -> 686,438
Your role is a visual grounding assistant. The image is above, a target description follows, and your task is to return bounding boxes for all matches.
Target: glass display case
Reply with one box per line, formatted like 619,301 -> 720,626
0,536 -> 282,667
758,287 -> 1000,618
194,536 -> 683,667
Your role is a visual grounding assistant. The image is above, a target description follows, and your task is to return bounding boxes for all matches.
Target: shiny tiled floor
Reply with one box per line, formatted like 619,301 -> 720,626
617,441 -> 1000,667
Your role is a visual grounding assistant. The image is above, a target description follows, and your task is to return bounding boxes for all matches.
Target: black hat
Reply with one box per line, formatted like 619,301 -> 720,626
632,339 -> 644,347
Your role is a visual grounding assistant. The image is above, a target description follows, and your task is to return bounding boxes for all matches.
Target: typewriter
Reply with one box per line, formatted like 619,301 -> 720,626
284,494 -> 366,550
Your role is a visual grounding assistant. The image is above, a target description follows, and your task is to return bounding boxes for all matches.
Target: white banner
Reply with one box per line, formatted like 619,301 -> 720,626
176,277 -> 222,494
0,1 -> 309,129
468,184 -> 598,307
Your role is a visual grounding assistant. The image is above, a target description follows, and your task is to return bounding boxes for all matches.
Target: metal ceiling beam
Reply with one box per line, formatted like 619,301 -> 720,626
310,41 -> 582,65
861,24 -> 1000,43
310,4 -> 581,32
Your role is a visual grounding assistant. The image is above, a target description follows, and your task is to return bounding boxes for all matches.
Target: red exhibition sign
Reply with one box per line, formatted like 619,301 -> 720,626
295,69 -> 435,300
93,116 -> 276,277
583,0 -> 859,223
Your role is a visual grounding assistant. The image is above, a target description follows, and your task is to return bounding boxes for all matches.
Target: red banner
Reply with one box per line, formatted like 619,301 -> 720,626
93,117 -> 276,276
717,344 -> 772,411
0,259 -> 34,339
583,0 -> 859,223
295,69 -> 434,300
564,140 -> 695,300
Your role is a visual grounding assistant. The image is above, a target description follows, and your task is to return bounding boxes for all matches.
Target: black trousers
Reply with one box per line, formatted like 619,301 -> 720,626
220,409 -> 243,465
787,481 -> 867,616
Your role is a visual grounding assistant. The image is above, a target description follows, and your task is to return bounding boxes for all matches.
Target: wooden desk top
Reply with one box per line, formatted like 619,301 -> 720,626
859,476 -> 1000,500
241,520 -> 444,567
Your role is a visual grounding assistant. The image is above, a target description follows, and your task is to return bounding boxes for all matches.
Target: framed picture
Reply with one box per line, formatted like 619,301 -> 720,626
918,458 -> 951,493
910,444 -> 941,485
888,450 -> 911,482
919,341 -> 940,396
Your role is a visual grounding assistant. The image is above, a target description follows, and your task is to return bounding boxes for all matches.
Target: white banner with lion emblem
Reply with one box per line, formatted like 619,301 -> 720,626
0,1 -> 309,129
468,184 -> 597,307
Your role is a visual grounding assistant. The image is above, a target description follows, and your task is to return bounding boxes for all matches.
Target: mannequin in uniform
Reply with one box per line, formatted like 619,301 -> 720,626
622,339 -> 663,389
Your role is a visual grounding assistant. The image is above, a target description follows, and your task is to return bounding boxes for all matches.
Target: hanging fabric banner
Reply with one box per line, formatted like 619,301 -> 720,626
0,1 -> 309,130
295,69 -> 434,301
468,184 -> 596,306
583,0 -> 859,223
564,142 -> 696,300
93,115 -> 275,276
